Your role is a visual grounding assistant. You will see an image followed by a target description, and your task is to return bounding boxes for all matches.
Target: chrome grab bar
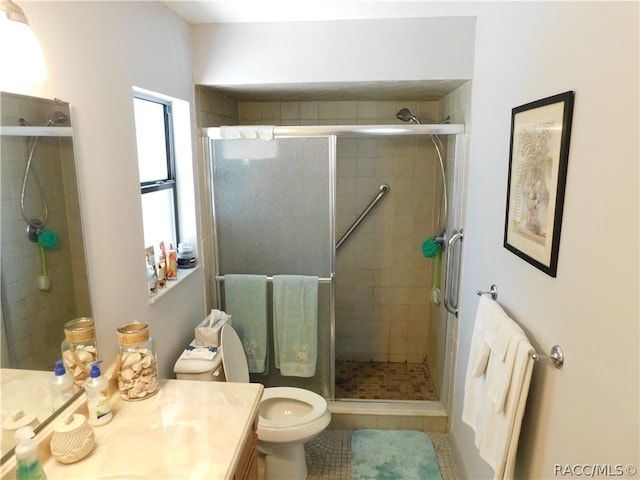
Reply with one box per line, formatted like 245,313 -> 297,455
444,230 -> 464,316
336,184 -> 390,251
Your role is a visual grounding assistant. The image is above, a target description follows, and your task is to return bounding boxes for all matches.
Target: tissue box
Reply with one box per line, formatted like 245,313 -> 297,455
194,310 -> 231,347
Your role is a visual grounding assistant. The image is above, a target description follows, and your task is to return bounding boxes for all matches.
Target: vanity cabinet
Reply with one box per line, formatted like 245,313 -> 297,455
234,417 -> 258,480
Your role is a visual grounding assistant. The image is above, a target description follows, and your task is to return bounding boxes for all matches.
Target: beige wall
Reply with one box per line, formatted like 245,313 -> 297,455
451,2 -> 639,478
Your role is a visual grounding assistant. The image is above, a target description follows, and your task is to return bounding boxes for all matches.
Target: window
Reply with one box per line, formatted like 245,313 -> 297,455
134,94 -> 179,250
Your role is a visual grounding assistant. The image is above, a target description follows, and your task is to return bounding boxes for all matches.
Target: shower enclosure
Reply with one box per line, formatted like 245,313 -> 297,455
206,122 -> 464,402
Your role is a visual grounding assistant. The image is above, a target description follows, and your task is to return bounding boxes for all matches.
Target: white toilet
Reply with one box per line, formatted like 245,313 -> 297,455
173,324 -> 331,480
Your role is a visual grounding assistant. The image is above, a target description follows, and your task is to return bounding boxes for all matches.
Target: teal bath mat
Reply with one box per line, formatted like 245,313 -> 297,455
351,429 -> 443,480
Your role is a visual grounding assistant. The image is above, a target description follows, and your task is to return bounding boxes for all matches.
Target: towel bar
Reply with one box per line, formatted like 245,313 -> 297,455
476,284 -> 564,369
216,275 -> 333,284
529,345 -> 564,369
476,284 -> 498,300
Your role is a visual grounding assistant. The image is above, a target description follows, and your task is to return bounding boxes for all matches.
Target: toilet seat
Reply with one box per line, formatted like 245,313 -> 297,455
259,387 -> 328,428
220,324 -> 250,383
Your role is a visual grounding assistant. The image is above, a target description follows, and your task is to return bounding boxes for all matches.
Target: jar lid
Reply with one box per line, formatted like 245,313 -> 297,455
117,322 -> 150,345
64,317 -> 95,343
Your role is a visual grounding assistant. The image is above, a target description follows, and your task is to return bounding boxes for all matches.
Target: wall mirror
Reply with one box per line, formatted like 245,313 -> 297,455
1,91 -> 92,458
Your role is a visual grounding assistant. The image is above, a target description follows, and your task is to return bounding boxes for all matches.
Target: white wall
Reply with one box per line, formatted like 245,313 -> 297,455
12,1 -> 206,377
192,17 -> 475,86
451,2 -> 639,478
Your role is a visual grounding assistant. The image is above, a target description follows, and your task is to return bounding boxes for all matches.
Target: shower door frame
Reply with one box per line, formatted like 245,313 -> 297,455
205,123 -> 465,403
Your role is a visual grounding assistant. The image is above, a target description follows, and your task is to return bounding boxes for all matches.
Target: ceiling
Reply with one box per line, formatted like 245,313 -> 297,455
162,1 -> 474,101
161,1 -> 479,25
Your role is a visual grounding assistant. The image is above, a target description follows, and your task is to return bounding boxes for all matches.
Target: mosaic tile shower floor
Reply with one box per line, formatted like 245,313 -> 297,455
335,361 -> 438,401
305,430 -> 458,479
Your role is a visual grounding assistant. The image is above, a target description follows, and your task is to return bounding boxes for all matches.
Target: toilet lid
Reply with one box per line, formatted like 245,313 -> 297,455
220,324 -> 250,383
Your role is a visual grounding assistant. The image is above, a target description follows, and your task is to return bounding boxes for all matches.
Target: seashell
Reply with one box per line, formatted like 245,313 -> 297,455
132,363 -> 143,373
63,351 -> 76,366
121,352 -> 141,368
120,368 -> 135,381
141,355 -> 152,368
83,346 -> 97,353
76,350 -> 94,364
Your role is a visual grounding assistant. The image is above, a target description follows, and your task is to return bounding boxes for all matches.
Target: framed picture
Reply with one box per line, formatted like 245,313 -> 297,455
504,91 -> 575,277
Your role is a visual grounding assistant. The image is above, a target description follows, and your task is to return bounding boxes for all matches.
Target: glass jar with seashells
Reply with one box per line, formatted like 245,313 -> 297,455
61,317 -> 99,391
114,322 -> 159,401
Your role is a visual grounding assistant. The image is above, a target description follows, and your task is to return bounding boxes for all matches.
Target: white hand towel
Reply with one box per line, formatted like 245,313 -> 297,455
463,296 -> 535,480
478,335 -> 534,479
219,125 -> 274,140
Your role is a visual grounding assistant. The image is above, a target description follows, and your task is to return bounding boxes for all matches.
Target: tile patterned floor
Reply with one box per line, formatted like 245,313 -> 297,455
335,361 -> 438,401
305,429 -> 458,479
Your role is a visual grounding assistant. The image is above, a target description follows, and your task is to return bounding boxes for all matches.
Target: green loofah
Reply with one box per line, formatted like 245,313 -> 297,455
422,237 -> 441,258
38,229 -> 58,249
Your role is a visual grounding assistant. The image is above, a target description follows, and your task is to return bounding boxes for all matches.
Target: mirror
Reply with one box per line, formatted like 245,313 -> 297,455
1,92 -> 92,457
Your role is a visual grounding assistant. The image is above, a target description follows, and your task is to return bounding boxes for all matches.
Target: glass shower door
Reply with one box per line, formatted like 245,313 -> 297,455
210,136 -> 335,398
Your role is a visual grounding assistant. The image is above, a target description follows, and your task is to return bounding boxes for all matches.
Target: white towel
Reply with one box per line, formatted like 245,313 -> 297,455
272,275 -> 318,377
462,297 -> 535,480
468,296 -> 526,413
219,125 -> 274,140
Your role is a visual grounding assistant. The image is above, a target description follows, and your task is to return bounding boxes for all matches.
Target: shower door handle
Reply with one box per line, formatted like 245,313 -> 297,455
444,230 -> 463,316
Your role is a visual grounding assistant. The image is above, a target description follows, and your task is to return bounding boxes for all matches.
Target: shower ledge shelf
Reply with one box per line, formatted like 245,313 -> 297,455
0,126 -> 73,137
328,400 -> 447,417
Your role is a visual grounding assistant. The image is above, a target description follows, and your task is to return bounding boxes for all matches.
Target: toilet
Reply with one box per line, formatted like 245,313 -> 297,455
173,324 -> 331,480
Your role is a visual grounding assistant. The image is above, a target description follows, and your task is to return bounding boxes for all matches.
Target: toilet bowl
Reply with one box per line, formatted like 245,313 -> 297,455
173,324 -> 330,480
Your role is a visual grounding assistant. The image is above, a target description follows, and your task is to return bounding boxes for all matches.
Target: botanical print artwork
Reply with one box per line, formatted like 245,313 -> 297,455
504,91 -> 574,277
514,121 -> 555,244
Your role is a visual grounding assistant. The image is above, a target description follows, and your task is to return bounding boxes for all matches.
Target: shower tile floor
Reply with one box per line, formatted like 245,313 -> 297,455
305,429 -> 458,479
335,361 -> 438,401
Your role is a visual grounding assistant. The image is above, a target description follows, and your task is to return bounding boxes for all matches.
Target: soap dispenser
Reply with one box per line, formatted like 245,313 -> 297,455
50,359 -> 74,410
15,425 -> 47,480
84,361 -> 113,426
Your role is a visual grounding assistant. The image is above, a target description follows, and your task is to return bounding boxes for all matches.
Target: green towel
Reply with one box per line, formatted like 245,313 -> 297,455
272,275 -> 318,377
224,274 -> 268,373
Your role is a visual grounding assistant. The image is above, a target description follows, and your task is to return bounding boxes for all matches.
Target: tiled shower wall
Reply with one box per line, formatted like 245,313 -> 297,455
196,90 -> 445,365
1,92 -> 89,370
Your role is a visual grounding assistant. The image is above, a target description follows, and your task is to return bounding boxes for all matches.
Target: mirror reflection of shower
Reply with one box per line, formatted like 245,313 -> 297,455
19,111 -> 69,240
18,111 -> 68,290
396,107 -> 448,244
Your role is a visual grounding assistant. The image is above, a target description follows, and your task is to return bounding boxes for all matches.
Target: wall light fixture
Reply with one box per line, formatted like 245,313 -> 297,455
0,0 -> 47,87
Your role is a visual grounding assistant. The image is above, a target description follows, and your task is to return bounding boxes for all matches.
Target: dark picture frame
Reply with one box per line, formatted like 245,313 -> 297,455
504,91 -> 575,277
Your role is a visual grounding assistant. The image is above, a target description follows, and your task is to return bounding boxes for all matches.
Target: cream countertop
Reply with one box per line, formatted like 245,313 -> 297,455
1,378 -> 263,480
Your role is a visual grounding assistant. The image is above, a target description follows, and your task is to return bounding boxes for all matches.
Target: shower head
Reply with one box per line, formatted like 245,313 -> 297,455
45,111 -> 68,126
396,107 -> 421,124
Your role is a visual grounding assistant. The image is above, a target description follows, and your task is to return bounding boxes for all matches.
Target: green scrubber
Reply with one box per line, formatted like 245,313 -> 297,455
422,237 -> 441,258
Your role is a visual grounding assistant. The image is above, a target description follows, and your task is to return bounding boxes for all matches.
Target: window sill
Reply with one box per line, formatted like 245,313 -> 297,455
149,265 -> 200,304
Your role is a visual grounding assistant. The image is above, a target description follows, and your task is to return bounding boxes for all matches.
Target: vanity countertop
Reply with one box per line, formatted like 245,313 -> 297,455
1,378 -> 263,479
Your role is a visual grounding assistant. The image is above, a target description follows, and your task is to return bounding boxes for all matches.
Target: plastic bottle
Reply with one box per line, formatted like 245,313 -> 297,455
84,360 -> 112,426
49,359 -> 74,411
15,425 -> 47,480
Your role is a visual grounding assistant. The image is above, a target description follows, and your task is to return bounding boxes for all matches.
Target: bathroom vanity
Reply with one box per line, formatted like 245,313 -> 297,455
0,378 -> 263,479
